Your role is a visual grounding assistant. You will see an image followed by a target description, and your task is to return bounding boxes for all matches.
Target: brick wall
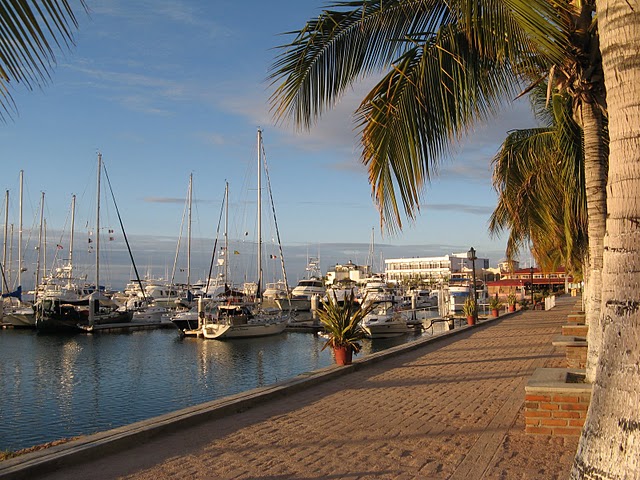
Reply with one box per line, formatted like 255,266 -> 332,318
566,313 -> 586,325
562,324 -> 588,337
565,344 -> 587,369
525,391 -> 591,436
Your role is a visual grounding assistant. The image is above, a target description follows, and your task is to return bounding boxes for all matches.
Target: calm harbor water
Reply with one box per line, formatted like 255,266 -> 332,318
0,320 -> 445,453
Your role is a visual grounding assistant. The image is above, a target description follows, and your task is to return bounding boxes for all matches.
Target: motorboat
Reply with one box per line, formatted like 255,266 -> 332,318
360,275 -> 401,306
360,300 -> 409,338
131,303 -> 169,324
402,289 -> 438,309
449,277 -> 486,313
276,276 -> 325,312
169,306 -> 200,334
263,280 -> 289,302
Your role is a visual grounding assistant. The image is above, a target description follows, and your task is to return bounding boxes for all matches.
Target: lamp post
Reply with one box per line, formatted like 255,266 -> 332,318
530,266 -> 534,308
467,247 -> 478,323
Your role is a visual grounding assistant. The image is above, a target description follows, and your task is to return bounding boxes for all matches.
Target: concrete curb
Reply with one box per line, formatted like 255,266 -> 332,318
0,313 -> 509,479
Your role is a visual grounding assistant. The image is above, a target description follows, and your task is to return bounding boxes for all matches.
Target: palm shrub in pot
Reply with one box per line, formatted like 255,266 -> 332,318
507,293 -> 517,312
317,289 -> 374,365
462,295 -> 477,326
489,295 -> 503,317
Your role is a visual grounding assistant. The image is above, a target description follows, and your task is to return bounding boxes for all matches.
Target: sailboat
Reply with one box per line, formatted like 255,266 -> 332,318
169,174 -> 239,335
1,170 -> 36,328
36,153 -> 133,332
200,129 -> 290,339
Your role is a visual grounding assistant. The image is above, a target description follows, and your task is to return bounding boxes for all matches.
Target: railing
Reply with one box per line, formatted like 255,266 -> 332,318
545,295 -> 556,310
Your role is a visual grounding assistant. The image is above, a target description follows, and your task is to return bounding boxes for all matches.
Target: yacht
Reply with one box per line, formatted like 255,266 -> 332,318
360,275 -> 401,306
449,277 -> 486,313
402,289 -> 438,309
276,257 -> 325,311
263,280 -> 289,302
360,300 -> 409,338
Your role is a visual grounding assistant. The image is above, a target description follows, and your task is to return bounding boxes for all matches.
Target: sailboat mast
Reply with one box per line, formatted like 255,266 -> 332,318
18,170 -> 23,291
2,190 -> 8,295
369,227 -> 374,273
35,191 -> 44,302
96,153 -> 102,295
224,181 -> 229,286
68,194 -> 76,288
187,173 -> 192,290
43,219 -> 47,280
8,223 -> 13,289
257,128 -> 263,298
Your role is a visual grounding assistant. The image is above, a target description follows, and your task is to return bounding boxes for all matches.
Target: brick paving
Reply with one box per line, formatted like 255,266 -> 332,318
28,296 -> 579,479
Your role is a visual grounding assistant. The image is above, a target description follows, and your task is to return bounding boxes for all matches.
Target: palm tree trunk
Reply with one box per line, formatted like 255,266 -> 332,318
581,101 -> 607,383
571,2 -> 640,477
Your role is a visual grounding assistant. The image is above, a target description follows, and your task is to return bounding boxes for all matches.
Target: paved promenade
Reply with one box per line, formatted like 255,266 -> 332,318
3,296 -> 579,479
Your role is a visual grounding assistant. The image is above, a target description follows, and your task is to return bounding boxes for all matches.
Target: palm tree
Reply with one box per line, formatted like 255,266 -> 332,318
547,0 -> 607,385
269,0 -> 607,379
570,2 -> 640,477
489,86 -> 590,278
0,0 -> 85,121
270,1 -> 625,475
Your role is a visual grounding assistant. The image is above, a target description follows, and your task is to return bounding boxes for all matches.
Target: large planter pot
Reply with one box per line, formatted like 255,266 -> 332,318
508,305 -> 516,313
492,309 -> 499,317
333,346 -> 353,365
466,315 -> 476,326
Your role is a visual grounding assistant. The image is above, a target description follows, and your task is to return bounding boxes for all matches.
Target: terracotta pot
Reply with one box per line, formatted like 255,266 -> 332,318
508,305 -> 516,313
492,309 -> 499,317
333,346 -> 353,365
466,315 -> 476,326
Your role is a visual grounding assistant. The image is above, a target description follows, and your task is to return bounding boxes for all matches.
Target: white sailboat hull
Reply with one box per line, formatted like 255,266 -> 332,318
201,320 -> 287,339
2,308 -> 36,327
361,319 -> 409,338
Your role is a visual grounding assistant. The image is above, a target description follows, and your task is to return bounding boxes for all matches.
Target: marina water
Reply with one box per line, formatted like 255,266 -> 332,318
0,320 -> 444,452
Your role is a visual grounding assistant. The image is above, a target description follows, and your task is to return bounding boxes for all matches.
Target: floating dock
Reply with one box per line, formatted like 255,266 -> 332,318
77,320 -> 176,333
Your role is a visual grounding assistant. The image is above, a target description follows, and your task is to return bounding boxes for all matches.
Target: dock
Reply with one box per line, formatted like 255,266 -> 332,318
76,320 -> 176,333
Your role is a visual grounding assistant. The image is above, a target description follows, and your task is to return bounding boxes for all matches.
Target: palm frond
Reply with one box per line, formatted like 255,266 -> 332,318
269,0 -> 568,231
269,0 -> 566,129
489,89 -> 587,274
0,0 -> 86,120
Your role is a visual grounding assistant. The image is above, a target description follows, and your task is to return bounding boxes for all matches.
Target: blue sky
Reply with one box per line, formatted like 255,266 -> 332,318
1,1 -> 538,290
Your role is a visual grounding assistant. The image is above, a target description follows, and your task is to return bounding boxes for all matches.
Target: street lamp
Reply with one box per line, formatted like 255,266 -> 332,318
530,266 -> 535,308
467,247 -> 478,323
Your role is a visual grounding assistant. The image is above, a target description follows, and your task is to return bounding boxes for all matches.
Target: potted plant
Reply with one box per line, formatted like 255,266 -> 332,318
462,295 -> 477,326
489,295 -> 503,317
317,289 -> 374,365
507,293 -> 517,312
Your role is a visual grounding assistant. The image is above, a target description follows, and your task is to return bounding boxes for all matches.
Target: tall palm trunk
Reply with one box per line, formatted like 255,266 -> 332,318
581,101 -> 607,383
571,1 -> 640,477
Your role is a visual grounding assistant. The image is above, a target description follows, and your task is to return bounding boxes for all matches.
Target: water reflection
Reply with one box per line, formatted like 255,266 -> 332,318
0,324 -> 439,452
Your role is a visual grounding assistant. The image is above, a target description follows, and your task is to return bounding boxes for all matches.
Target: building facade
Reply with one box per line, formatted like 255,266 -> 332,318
384,253 -> 490,285
325,261 -> 372,285
486,267 -> 573,298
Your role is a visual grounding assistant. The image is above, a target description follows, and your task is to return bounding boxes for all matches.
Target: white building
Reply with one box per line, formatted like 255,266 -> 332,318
325,261 -> 372,285
497,259 -> 520,273
384,252 -> 490,285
